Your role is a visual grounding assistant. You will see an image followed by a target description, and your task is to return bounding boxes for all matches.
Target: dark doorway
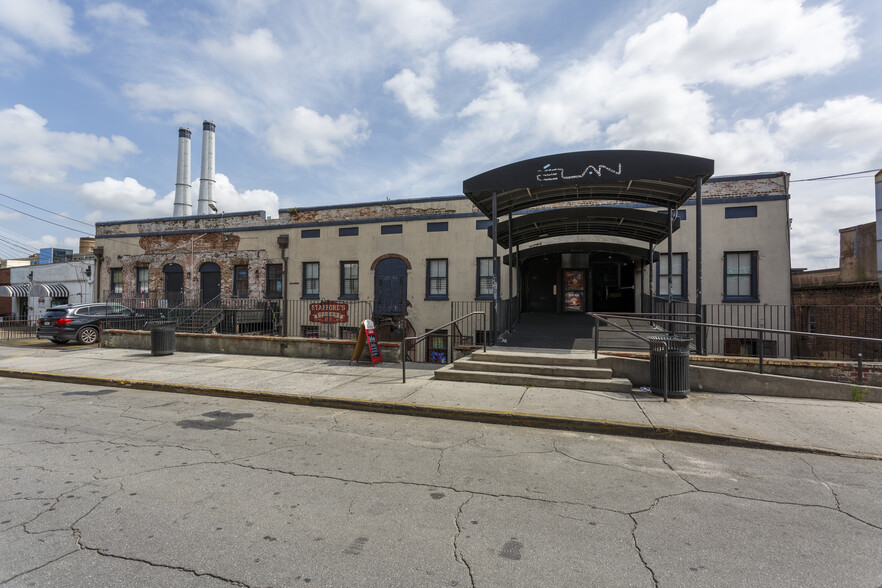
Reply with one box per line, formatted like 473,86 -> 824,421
374,258 -> 407,316
523,256 -> 557,313
199,262 -> 221,305
591,256 -> 636,313
163,263 -> 184,306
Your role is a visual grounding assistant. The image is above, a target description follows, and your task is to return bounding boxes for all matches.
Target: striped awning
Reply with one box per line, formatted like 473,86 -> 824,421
35,284 -> 70,298
0,284 -> 30,297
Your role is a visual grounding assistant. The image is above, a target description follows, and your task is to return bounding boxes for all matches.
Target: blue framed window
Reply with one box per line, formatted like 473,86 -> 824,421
674,209 -> 687,220
476,219 -> 492,230
340,261 -> 358,299
656,254 -> 687,300
301,229 -> 320,239
426,259 -> 448,300
476,258 -> 494,299
302,262 -> 319,299
381,224 -> 403,235
725,206 -> 758,219
427,222 -> 448,232
339,227 -> 359,237
724,251 -> 759,302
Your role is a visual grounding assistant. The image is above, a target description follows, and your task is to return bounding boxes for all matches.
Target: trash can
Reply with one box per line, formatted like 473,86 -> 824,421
648,335 -> 692,398
149,321 -> 176,356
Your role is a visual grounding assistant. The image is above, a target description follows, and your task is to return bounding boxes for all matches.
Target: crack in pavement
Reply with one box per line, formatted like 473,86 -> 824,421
453,494 -> 475,588
554,440 -> 672,479
630,393 -> 655,427
799,455 -> 842,510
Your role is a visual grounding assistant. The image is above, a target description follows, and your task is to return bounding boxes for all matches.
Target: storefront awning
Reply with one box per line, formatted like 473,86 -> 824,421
463,149 -> 714,217
491,207 -> 680,249
502,241 -> 659,265
34,284 -> 70,298
0,284 -> 30,297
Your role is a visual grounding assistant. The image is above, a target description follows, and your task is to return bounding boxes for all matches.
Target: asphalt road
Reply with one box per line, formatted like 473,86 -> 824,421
1,377 -> 881,587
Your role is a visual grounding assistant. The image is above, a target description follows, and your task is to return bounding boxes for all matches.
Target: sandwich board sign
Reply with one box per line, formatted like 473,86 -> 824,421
349,319 -> 382,366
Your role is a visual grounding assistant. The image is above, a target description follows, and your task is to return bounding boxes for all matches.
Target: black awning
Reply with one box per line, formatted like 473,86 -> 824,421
0,284 -> 30,297
35,284 -> 70,298
491,207 -> 679,249
502,241 -> 658,265
463,150 -> 713,217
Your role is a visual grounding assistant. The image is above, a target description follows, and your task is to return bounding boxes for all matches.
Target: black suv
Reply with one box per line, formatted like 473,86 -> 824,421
37,303 -> 152,345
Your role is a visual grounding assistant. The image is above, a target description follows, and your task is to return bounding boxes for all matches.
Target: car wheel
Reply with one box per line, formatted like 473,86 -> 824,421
50,337 -> 69,345
77,326 -> 100,345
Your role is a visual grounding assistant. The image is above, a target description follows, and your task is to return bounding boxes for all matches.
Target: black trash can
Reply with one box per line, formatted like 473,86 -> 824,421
648,335 -> 692,398
149,321 -> 176,356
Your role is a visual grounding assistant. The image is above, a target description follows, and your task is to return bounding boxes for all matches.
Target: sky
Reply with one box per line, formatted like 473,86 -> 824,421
0,0 -> 880,270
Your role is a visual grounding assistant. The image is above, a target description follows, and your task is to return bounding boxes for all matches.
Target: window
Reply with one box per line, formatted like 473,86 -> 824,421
339,326 -> 359,340
427,222 -> 448,232
674,209 -> 687,220
426,259 -> 448,300
725,205 -> 758,219
475,219 -> 492,230
136,267 -> 149,295
381,224 -> 403,235
110,268 -> 122,296
233,265 -> 249,298
301,229 -> 320,239
724,251 -> 758,301
339,227 -> 358,237
427,329 -> 448,364
656,253 -> 687,300
303,262 -> 319,299
340,261 -> 358,298
476,258 -> 494,299
265,264 -> 283,298
302,325 -> 320,338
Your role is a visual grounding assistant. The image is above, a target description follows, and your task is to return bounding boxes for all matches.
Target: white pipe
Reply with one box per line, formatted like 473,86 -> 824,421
173,127 -> 191,217
197,120 -> 216,215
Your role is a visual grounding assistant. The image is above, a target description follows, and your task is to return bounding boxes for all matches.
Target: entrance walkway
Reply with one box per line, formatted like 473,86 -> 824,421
498,312 -> 595,350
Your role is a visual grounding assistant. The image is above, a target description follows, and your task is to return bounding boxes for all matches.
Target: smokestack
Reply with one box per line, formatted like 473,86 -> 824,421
173,127 -> 192,217
197,120 -> 216,215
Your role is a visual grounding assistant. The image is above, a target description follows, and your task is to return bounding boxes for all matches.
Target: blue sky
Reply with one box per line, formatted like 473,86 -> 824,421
1,0 -> 880,269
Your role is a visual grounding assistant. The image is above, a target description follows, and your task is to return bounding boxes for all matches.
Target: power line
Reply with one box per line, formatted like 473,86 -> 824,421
791,169 -> 880,182
0,202 -> 93,236
0,191 -> 94,228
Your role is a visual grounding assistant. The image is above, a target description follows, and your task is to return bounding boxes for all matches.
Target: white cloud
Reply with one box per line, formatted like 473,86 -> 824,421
445,37 -> 538,72
266,107 -> 369,166
0,0 -> 88,53
357,0 -> 455,50
77,174 -> 280,219
122,82 -> 252,128
623,0 -> 859,88
0,104 -> 138,187
0,37 -> 39,75
384,68 -> 439,119
85,2 -> 149,26
201,28 -> 284,64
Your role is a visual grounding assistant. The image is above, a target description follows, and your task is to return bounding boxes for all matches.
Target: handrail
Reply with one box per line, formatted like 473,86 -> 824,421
590,313 -> 672,402
592,312 -> 882,383
402,311 -> 486,383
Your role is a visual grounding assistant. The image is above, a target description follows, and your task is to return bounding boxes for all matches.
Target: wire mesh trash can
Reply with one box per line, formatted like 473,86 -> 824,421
149,321 -> 176,356
648,336 -> 692,398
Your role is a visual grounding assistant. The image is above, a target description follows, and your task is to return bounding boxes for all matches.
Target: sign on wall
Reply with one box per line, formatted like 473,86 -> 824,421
309,301 -> 349,324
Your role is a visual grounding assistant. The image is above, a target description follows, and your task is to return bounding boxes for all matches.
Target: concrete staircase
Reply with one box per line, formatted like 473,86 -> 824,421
435,349 -> 633,393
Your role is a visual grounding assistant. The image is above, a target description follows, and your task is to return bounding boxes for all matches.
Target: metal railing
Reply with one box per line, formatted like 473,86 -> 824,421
288,299 -> 374,340
589,313 -> 674,402
402,311 -> 486,383
0,319 -> 38,341
592,312 -> 882,384
450,296 -> 519,346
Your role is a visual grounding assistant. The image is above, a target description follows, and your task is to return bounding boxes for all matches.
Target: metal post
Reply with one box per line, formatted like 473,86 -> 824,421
594,321 -> 599,359
858,341 -> 864,384
663,343 -> 669,403
491,191 -> 498,344
695,178 -> 703,355
401,338 -> 406,383
758,330 -> 764,374
508,209 -> 513,327
667,205 -> 673,334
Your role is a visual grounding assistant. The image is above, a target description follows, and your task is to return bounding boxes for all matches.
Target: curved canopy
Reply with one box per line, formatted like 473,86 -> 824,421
464,150 -> 713,217
491,207 -> 679,249
34,284 -> 69,298
503,241 -> 657,265
0,284 -> 29,297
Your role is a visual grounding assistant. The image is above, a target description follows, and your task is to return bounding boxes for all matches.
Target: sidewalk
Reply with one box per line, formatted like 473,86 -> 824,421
0,341 -> 879,459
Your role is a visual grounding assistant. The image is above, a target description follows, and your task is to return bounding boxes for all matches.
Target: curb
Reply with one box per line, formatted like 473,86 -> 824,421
1,368 -> 878,460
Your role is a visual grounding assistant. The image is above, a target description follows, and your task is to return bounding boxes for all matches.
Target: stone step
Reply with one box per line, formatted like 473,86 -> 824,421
453,358 -> 613,380
471,349 -> 601,367
435,364 -> 633,393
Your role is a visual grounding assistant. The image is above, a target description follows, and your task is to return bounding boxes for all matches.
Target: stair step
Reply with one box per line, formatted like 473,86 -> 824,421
454,359 -> 613,379
471,349 -> 600,368
435,365 -> 633,393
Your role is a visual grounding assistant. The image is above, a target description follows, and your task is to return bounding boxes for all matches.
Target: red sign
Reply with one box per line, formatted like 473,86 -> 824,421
365,322 -> 382,366
309,301 -> 349,324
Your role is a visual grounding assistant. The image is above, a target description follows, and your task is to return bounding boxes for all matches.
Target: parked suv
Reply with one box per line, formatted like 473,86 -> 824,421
37,303 -> 152,345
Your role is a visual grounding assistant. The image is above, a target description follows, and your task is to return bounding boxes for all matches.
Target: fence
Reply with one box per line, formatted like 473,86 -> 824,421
286,299 -> 374,341
0,319 -> 38,341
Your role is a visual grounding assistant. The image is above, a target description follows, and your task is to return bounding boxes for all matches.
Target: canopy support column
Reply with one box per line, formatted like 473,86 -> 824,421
508,209 -> 513,332
492,191 -> 498,344
695,177 -> 704,354
667,205 -> 674,334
